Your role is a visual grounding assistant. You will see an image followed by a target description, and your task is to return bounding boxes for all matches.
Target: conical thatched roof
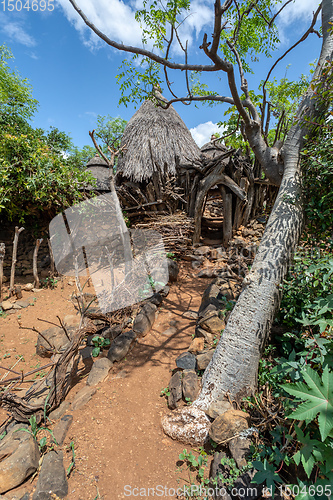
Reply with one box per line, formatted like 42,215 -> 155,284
116,94 -> 201,182
85,154 -> 111,191
200,140 -> 228,161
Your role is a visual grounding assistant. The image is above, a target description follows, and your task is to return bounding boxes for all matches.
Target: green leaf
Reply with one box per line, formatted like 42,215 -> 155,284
282,365 -> 333,441
92,347 -> 100,358
251,460 -> 282,495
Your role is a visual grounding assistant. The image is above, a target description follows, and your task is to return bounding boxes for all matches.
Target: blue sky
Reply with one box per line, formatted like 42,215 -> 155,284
0,0 -> 322,148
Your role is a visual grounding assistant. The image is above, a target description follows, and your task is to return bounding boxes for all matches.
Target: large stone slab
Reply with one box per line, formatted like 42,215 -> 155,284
107,330 -> 136,363
196,349 -> 215,370
182,370 -> 200,402
0,424 -> 40,494
133,303 -> 157,337
71,386 -> 96,411
32,451 -> 68,500
87,357 -> 113,386
175,352 -> 196,371
168,371 -> 183,410
209,410 -> 250,444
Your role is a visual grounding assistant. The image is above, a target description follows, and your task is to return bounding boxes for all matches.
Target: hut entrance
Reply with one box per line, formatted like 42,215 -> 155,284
178,140 -> 279,247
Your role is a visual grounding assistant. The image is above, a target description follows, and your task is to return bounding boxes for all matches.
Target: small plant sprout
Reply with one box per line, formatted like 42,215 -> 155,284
91,335 -> 111,357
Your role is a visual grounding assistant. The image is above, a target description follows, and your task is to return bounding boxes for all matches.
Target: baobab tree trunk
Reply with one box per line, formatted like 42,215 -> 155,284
162,0 -> 333,441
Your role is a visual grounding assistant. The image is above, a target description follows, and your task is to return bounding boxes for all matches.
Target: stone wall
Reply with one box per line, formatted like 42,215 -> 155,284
0,223 -> 50,279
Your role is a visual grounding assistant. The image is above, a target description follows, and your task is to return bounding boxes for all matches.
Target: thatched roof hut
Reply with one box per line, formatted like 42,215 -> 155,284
116,93 -> 201,183
200,139 -> 228,162
85,154 -> 111,192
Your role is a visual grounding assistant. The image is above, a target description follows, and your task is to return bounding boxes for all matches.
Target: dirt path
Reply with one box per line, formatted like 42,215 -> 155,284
0,264 -> 211,499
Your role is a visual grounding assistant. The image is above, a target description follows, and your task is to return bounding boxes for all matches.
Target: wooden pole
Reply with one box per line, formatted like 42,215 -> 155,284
0,243 -> 5,302
33,238 -> 43,289
220,186 -> 233,248
9,227 -> 24,297
47,238 -> 55,275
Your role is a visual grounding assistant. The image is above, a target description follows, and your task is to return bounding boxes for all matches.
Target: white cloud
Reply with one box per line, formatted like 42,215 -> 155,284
277,0 -> 321,26
58,0 -> 213,54
57,0 -> 143,49
0,19 -> 36,47
190,121 -> 225,147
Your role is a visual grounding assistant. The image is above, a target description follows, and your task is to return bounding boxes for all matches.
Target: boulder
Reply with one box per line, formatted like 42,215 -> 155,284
15,300 -> 32,308
0,424 -> 40,494
197,268 -> 219,278
0,301 -> 13,311
53,415 -> 73,446
149,292 -> 163,306
198,311 -> 225,335
49,401 -> 71,421
210,452 -> 233,500
182,370 -> 200,402
188,337 -> 205,354
100,324 -> 122,341
161,326 -> 177,336
205,400 -> 232,419
71,386 -> 96,411
87,357 -> 113,386
209,410 -> 250,444
167,258 -> 179,282
133,303 -> 157,337
194,246 -> 211,256
195,326 -> 214,344
199,283 -> 220,314
168,371 -> 183,409
32,451 -> 68,500
107,330 -> 136,362
175,352 -> 196,371
229,436 -> 252,469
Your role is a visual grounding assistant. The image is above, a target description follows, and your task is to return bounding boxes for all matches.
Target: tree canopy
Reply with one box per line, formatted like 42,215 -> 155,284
0,45 -> 94,225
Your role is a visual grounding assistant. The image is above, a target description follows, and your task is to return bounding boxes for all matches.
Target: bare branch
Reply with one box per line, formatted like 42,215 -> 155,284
68,0 -> 222,73
268,0 -> 293,28
211,0 -> 233,55
155,93 -> 235,108
261,3 -> 322,128
89,129 -> 110,166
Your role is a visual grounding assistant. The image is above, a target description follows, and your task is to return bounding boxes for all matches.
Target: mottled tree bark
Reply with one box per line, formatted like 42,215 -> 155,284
193,0 -> 333,410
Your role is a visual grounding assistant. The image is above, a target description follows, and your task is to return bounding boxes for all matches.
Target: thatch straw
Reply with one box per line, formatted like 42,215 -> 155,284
85,154 -> 111,191
116,94 -> 201,182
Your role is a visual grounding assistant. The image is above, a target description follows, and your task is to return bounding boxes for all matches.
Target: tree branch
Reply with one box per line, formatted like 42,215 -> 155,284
261,3 -> 322,128
68,0 -> 222,73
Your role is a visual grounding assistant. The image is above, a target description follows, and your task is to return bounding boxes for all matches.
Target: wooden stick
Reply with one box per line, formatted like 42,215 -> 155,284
33,238 -> 43,289
9,227 -> 24,297
47,238 -> 55,274
0,243 -> 5,302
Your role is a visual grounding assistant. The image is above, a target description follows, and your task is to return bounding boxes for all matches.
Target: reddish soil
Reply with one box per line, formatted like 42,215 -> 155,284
0,263 -> 212,500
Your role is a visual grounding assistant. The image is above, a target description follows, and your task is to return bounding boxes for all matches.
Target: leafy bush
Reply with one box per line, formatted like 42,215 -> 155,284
301,119 -> 333,240
0,122 -> 94,223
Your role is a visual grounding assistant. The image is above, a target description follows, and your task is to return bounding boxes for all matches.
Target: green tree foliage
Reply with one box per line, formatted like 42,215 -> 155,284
69,114 -> 127,167
0,45 -> 93,224
0,123 -> 91,223
0,45 -> 38,121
